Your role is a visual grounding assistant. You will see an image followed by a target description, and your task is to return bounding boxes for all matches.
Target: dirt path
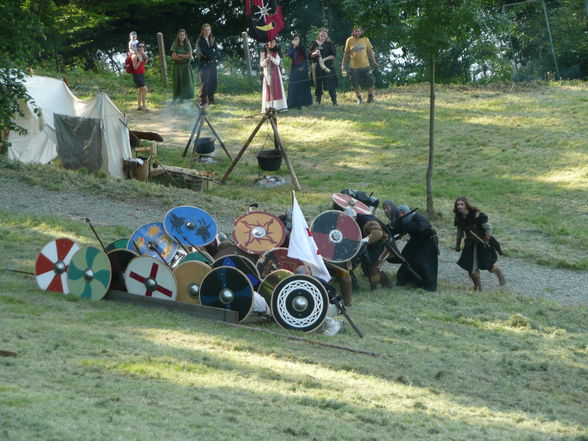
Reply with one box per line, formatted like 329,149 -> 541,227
2,176 -> 586,307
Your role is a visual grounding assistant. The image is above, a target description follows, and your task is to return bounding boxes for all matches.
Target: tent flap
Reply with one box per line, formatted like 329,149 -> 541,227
7,76 -> 132,178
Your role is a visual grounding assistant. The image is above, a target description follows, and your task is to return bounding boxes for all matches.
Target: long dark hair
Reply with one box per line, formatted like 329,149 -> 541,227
453,197 -> 479,215
263,39 -> 281,57
291,34 -> 305,64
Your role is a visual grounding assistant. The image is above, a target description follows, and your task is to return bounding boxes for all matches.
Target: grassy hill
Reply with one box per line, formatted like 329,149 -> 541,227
0,70 -> 587,440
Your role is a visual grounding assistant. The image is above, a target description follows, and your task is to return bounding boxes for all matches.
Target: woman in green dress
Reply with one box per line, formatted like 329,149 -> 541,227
170,29 -> 195,100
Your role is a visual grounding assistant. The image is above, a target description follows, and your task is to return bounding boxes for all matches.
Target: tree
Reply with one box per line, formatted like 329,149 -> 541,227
0,1 -> 43,147
336,0 -> 494,216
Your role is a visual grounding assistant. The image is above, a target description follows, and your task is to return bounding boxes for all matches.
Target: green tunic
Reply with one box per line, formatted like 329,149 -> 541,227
170,41 -> 195,100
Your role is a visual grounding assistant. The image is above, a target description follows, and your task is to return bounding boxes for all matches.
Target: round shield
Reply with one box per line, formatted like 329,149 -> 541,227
105,238 -> 129,252
127,222 -> 178,263
271,275 -> 329,333
67,246 -> 112,300
258,269 -> 293,305
173,261 -> 211,304
232,211 -> 286,254
311,210 -> 362,263
124,256 -> 177,301
212,254 -> 260,289
107,249 -> 137,292
256,247 -> 304,279
332,193 -> 372,215
180,250 -> 213,265
35,238 -> 81,294
199,266 -> 254,322
163,206 -> 217,247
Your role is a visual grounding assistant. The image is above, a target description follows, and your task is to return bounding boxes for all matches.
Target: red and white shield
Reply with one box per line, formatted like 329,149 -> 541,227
35,238 -> 80,294
332,193 -> 372,215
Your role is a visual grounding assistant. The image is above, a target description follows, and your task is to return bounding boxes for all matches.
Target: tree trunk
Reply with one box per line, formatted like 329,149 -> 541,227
426,56 -> 436,217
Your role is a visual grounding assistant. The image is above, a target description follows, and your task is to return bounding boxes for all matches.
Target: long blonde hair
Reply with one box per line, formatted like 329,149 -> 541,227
199,23 -> 214,44
317,28 -> 331,42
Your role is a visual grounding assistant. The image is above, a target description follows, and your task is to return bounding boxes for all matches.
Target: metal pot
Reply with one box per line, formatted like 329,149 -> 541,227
256,149 -> 283,171
195,137 -> 215,154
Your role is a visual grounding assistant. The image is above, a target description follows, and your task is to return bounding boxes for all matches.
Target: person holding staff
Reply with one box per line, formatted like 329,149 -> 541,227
260,39 -> 287,112
309,28 -> 338,106
196,23 -> 219,106
170,29 -> 195,100
453,197 -> 506,291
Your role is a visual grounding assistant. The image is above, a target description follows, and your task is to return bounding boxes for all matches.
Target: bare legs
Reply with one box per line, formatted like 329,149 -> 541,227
137,86 -> 148,110
469,265 -> 506,291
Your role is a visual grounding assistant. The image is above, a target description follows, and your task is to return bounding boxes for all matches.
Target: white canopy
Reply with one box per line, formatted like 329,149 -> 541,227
7,75 -> 132,178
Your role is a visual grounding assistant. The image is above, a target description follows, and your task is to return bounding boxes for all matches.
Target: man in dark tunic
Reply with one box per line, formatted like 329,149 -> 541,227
351,209 -> 393,290
389,205 -> 439,292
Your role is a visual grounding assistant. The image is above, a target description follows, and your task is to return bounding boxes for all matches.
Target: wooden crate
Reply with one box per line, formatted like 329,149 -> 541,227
150,164 -> 214,191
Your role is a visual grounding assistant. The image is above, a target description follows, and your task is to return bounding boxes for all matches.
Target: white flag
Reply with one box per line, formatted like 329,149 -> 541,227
287,192 -> 331,282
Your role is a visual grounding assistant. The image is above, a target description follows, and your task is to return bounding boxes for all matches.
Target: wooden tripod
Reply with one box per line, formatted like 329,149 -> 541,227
220,108 -> 301,190
182,105 -> 232,165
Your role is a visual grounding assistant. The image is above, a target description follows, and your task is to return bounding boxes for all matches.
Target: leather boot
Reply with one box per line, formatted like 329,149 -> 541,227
368,266 -> 380,290
379,271 -> 393,289
338,276 -> 353,306
469,272 -> 482,291
491,265 -> 506,286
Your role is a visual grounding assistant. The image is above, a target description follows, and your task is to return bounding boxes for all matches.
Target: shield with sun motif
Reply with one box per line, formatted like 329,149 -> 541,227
232,211 -> 286,255
127,222 -> 178,263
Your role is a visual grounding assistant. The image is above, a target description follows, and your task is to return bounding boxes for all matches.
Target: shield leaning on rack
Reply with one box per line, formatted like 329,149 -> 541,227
199,266 -> 254,322
35,238 -> 81,294
232,211 -> 286,255
68,246 -> 112,300
124,256 -> 177,301
163,205 -> 217,247
271,274 -> 329,333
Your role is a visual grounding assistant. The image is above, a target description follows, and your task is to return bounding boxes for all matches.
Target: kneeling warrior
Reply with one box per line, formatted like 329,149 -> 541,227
389,205 -> 439,292
347,208 -> 393,290
453,197 -> 506,291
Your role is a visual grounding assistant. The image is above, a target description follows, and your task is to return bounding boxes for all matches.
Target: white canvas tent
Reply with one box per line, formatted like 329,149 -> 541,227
7,75 -> 132,179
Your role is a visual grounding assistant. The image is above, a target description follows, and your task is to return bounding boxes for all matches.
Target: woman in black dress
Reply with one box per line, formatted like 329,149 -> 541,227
196,23 -> 219,106
308,28 -> 338,105
453,197 -> 506,291
286,34 -> 312,109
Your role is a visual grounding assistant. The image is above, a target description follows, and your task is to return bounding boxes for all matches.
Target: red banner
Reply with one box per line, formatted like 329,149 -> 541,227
245,0 -> 284,42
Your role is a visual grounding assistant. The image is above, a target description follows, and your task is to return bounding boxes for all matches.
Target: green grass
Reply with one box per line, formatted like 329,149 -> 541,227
0,211 -> 587,441
12,69 -> 588,269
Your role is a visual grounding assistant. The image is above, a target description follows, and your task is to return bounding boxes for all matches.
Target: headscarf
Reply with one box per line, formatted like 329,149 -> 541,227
382,200 -> 399,222
398,205 -> 415,223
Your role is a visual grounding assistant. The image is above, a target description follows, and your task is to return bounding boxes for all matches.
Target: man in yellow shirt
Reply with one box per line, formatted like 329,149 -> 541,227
341,26 -> 379,104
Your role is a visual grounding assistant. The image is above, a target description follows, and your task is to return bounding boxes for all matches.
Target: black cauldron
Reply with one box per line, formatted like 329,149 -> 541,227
195,137 -> 215,154
256,149 -> 283,171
